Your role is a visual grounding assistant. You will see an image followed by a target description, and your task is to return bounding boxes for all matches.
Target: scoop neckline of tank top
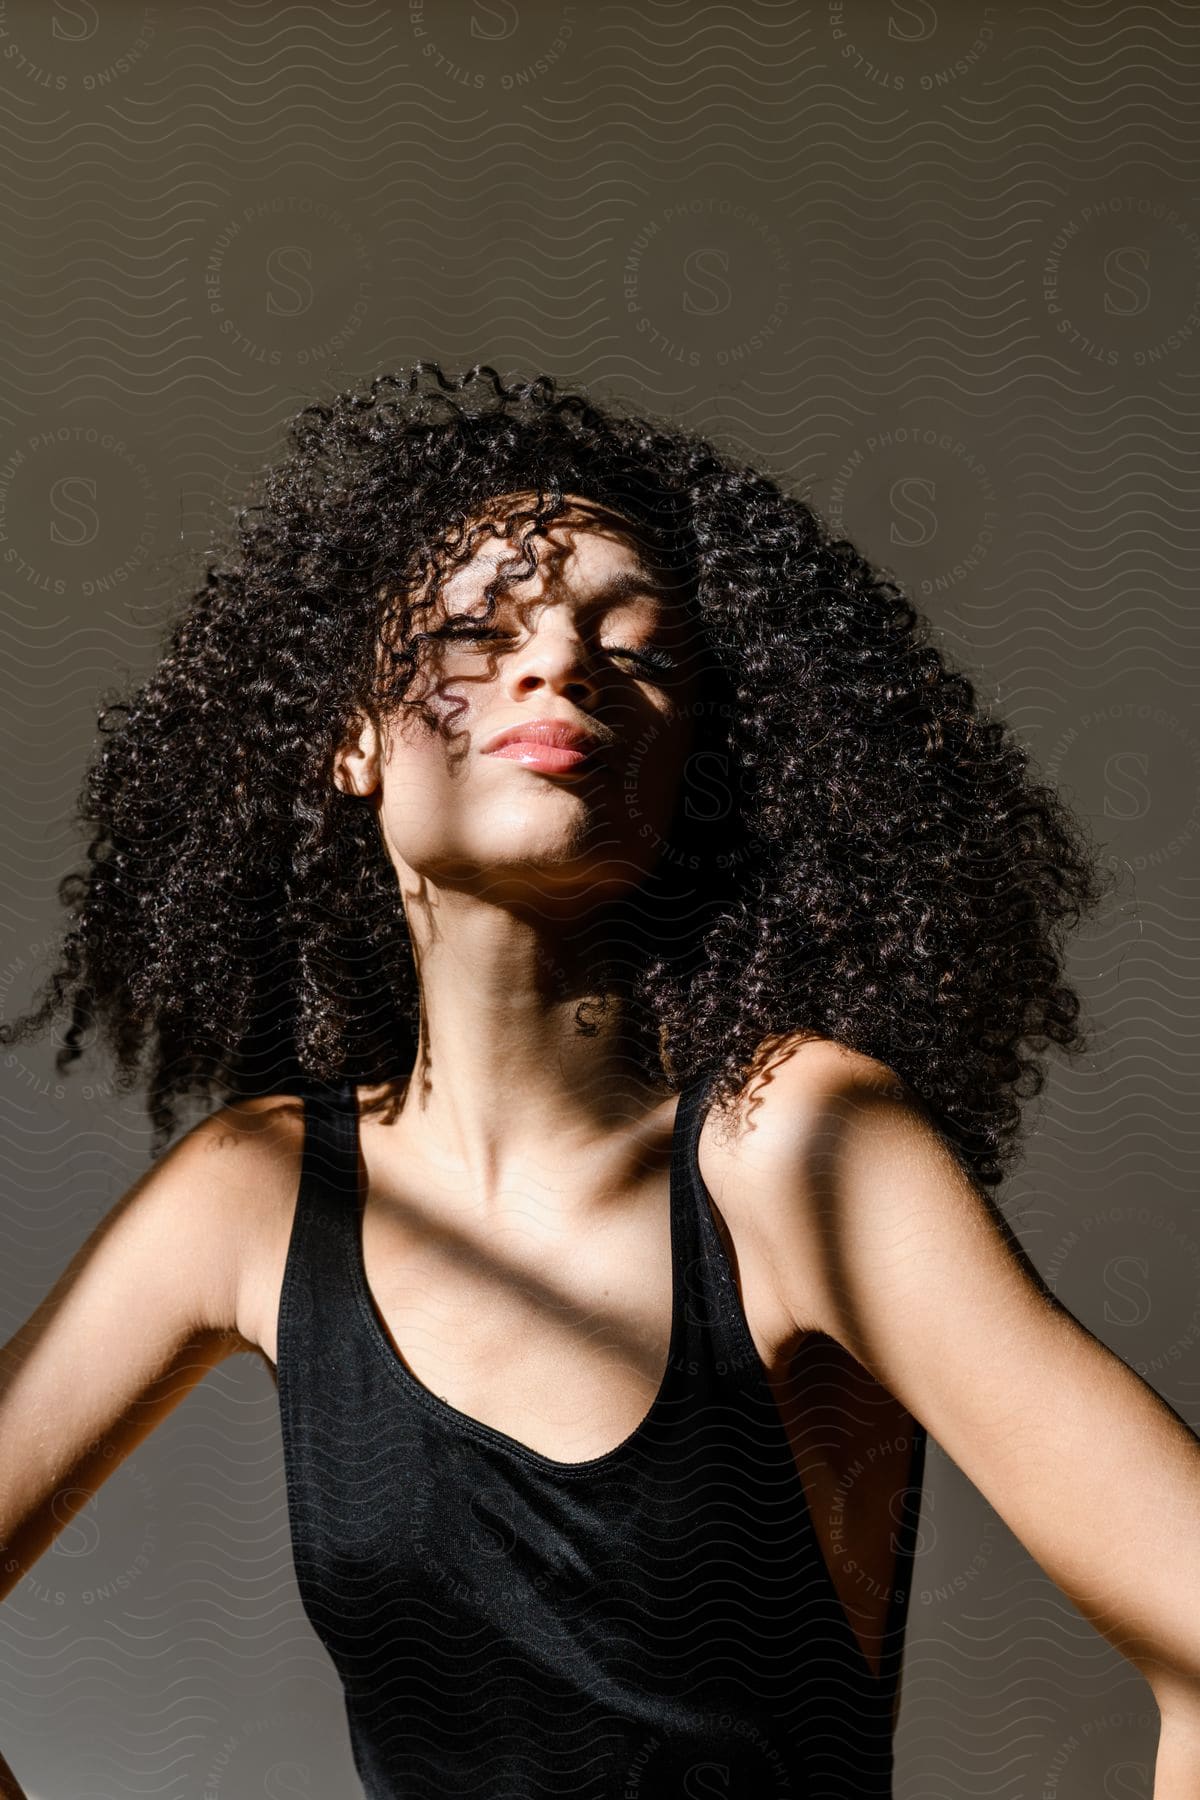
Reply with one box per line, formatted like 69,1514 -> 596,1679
339,1080 -> 700,1478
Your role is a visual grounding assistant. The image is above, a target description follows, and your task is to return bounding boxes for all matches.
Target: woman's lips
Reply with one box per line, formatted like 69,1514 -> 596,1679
483,741 -> 597,772
480,717 -> 607,773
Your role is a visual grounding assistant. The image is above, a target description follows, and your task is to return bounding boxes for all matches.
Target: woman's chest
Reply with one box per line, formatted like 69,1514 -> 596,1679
250,1101 -> 919,1676
256,1119 -> 794,1462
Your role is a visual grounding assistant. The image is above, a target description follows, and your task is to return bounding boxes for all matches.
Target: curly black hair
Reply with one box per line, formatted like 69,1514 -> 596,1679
2,361 -> 1112,1186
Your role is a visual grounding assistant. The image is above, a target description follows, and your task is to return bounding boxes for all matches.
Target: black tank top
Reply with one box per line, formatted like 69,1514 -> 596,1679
277,1075 -> 927,1799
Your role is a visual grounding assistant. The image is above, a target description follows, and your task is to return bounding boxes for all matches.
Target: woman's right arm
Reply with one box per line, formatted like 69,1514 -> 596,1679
0,1095 -> 301,1798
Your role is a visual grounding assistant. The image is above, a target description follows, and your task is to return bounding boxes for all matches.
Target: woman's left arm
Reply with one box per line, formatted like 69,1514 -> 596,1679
742,1045 -> 1200,1790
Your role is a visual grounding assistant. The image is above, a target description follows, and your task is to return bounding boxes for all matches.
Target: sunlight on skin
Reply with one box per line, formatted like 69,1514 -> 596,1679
338,491 -> 704,917
330,490 -> 709,1180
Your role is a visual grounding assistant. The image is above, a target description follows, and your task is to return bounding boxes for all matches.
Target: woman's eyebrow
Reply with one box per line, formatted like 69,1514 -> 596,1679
466,564 -> 682,622
582,570 -> 675,609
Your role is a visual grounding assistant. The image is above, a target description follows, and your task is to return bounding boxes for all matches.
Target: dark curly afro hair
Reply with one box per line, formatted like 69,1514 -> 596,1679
2,361 -> 1112,1187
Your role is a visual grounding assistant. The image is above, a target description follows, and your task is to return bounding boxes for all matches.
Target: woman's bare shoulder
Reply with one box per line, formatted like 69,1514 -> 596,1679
0,1091 -> 313,1609
195,1090 -> 309,1154
702,1031 -> 907,1152
697,1032 -> 913,1340
184,1092 -> 311,1363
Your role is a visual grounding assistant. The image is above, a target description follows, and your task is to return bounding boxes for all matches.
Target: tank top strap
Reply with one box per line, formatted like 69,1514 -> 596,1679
277,1078 -> 363,1363
670,1072 -> 764,1380
297,1076 -> 360,1225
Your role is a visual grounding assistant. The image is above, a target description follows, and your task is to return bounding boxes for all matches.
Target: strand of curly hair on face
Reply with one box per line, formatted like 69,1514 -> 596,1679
1,361 -> 1113,1189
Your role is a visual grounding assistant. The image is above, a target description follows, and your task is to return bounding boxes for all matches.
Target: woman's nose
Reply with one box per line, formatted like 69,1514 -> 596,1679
508,621 -> 597,701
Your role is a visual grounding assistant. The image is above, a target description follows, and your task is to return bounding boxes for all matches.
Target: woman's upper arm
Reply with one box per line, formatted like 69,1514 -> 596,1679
0,1094 -> 303,1605
735,1040 -> 1200,1717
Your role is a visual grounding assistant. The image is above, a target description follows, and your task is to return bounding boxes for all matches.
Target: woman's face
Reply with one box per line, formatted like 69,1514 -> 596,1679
338,493 -> 705,916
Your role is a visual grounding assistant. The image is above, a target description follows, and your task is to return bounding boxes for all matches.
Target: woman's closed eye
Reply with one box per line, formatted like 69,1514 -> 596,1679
429,623 -> 677,678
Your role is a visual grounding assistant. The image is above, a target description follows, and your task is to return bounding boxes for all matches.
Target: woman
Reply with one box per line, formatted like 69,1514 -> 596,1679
1,362 -> 1198,1798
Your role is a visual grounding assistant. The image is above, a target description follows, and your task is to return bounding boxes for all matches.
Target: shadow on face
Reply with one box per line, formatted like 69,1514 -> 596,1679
337,491 -> 718,923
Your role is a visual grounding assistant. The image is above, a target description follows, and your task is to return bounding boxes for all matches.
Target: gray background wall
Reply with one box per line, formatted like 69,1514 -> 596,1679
1,2 -> 1197,1794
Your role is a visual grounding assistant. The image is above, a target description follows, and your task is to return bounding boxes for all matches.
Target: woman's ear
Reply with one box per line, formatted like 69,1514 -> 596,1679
333,713 -> 382,796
